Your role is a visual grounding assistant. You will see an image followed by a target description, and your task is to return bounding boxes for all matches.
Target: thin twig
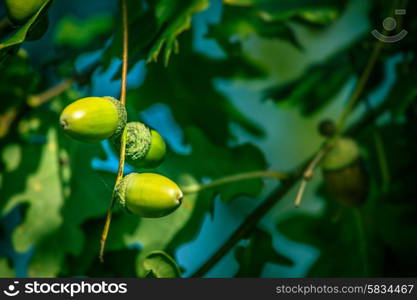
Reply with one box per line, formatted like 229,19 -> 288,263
294,179 -> 308,207
0,81 -> 71,139
119,0 -> 129,106
294,143 -> 332,207
0,108 -> 18,138
182,170 -> 289,194
27,78 -> 74,107
99,0 -> 129,263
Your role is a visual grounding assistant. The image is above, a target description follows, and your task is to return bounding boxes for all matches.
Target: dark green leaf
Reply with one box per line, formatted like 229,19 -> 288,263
128,42 -> 264,145
235,228 -> 293,277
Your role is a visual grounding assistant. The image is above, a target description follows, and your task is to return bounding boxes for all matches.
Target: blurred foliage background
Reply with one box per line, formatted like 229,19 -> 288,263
0,0 -> 416,278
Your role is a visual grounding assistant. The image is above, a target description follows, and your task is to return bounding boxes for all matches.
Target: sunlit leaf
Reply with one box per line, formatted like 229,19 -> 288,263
54,15 -> 113,50
103,0 -> 209,69
140,250 -> 181,278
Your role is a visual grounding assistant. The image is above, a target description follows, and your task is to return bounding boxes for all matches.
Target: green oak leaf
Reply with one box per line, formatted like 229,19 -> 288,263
1,128 -> 64,276
211,0 -> 346,53
103,0 -> 209,69
148,0 -> 209,65
128,43 -> 264,145
0,0 -> 52,54
209,5 -> 301,52
0,116 -> 116,276
223,0 -> 346,21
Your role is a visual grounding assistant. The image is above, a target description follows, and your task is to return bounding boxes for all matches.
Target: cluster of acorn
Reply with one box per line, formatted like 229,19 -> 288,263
60,97 -> 183,218
4,0 -> 50,41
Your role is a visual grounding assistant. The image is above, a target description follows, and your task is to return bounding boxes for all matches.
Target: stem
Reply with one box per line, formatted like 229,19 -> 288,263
294,143 -> 333,207
119,0 -> 129,106
99,0 -> 129,262
294,179 -> 307,207
26,60 -> 101,108
182,170 -> 289,194
27,79 -> 74,107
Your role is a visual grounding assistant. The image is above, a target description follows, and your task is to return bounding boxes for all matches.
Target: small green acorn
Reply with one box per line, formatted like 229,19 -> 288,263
5,0 -> 48,25
321,137 -> 369,206
60,97 -> 127,143
116,173 -> 183,218
116,122 -> 166,168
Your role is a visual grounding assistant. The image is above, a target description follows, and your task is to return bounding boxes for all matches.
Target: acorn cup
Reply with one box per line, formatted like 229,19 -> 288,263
5,0 -> 48,25
114,122 -> 167,169
60,97 -> 127,143
116,173 -> 183,218
321,138 -> 369,206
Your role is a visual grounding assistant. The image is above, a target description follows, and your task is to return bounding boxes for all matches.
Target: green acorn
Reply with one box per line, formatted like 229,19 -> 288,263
5,0 -> 48,25
116,122 -> 167,168
60,97 -> 127,143
321,138 -> 369,206
116,173 -> 183,218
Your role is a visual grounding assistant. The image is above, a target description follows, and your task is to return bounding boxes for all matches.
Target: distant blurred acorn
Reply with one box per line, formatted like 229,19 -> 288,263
321,138 -> 369,206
